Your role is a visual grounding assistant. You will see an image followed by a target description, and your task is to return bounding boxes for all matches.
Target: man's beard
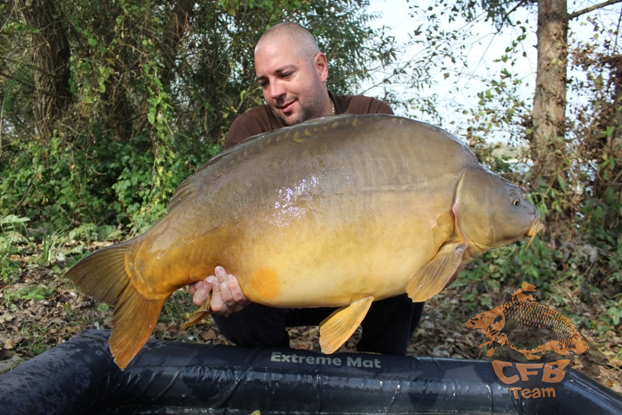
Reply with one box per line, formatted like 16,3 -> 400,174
274,95 -> 324,126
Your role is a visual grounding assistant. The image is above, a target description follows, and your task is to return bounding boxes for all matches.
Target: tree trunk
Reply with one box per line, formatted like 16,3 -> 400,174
160,0 -> 195,86
609,55 -> 622,146
595,54 -> 622,201
21,0 -> 71,140
531,0 -> 569,183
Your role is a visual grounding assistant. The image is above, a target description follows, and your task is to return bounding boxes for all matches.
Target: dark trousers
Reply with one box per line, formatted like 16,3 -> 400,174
212,294 -> 424,355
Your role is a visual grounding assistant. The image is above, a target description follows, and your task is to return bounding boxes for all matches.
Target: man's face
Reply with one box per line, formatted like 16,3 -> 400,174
255,38 -> 328,126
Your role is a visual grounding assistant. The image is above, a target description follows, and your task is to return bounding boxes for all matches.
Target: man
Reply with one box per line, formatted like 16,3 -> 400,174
189,22 -> 424,355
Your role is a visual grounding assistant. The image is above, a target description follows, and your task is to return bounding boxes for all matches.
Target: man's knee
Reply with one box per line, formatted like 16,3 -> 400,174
212,303 -> 290,348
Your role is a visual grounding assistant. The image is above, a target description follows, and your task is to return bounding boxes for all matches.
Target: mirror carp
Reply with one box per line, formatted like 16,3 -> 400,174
66,114 -> 544,369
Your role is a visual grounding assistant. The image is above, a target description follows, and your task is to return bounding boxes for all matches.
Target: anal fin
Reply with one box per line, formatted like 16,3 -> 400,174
319,296 -> 374,354
407,243 -> 466,302
182,292 -> 213,330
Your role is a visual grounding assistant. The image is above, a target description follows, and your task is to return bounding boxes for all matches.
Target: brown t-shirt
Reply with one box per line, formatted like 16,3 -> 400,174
224,92 -> 393,149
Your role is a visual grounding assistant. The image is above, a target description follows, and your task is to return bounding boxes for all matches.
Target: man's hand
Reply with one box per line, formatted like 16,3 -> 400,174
188,266 -> 249,316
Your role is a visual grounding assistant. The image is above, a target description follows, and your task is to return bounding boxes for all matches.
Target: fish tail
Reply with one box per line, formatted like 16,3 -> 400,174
109,282 -> 166,369
65,241 -> 133,305
65,241 -> 166,369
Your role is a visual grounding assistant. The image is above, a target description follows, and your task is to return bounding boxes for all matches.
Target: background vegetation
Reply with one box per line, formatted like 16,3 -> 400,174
0,0 -> 620,384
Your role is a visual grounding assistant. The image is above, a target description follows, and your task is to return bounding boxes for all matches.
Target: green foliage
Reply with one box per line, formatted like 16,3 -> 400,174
579,159 -> 622,288
40,226 -> 69,266
4,284 -> 55,303
416,0 -> 622,342
0,0 -> 398,237
0,215 -> 30,284
457,238 -> 557,310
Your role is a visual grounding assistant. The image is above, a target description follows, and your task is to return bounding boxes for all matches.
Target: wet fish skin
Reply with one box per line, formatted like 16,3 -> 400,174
66,114 -> 544,369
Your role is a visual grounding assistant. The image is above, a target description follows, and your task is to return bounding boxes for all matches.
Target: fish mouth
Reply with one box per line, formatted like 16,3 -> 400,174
469,218 -> 545,254
525,220 -> 545,248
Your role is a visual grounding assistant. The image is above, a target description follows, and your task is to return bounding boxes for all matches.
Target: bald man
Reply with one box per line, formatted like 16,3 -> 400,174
189,23 -> 424,355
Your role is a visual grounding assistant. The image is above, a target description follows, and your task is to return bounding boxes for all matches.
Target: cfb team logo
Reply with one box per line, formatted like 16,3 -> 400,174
466,282 -> 599,400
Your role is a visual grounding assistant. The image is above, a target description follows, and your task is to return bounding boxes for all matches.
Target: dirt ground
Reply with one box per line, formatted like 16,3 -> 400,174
0,255 -> 620,397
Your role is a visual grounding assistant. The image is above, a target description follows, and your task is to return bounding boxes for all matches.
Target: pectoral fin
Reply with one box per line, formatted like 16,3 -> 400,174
406,243 -> 466,302
182,292 -> 213,330
319,296 -> 374,354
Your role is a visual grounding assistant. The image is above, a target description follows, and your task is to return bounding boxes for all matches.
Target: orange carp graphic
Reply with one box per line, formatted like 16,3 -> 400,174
465,282 -> 589,360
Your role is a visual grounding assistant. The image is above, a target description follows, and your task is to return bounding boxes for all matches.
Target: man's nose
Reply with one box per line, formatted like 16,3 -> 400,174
267,80 -> 286,100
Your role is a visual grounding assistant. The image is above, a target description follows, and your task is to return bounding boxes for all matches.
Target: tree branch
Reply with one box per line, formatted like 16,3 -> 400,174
0,71 -> 49,96
569,0 -> 622,20
498,0 -> 533,29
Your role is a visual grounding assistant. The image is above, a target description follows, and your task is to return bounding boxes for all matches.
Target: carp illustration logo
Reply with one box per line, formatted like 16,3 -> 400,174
466,281 -> 589,360
466,282 -> 592,400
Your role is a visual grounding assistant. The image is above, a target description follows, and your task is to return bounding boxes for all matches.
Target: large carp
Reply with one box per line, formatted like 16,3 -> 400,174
66,114 -> 544,369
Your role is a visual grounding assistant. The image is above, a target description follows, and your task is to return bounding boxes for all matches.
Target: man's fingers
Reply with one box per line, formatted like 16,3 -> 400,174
214,266 -> 248,308
214,266 -> 234,306
209,281 -> 232,316
228,274 -> 250,307
192,277 -> 215,307
187,281 -> 200,295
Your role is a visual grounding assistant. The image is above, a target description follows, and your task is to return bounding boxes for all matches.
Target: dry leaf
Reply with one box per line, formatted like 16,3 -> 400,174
200,329 -> 217,341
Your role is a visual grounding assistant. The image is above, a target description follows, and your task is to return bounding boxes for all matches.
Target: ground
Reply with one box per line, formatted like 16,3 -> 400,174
0,246 -> 620,397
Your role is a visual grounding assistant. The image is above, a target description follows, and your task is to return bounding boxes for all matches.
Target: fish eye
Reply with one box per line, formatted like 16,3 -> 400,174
511,197 -> 521,207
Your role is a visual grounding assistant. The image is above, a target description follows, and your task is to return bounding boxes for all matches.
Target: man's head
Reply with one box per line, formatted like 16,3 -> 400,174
254,22 -> 332,126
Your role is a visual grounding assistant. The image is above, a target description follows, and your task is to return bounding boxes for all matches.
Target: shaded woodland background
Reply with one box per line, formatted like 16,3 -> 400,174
0,0 -> 621,379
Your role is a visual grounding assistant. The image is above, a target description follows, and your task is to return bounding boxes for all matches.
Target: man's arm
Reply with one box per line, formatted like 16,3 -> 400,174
224,118 -> 259,149
224,106 -> 282,149
332,93 -> 394,116
365,97 -> 394,115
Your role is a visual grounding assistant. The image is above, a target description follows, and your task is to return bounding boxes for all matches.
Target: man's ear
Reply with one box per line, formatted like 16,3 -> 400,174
314,52 -> 328,82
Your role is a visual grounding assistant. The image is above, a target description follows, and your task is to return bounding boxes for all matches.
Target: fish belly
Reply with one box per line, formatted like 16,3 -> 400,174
228,193 -> 449,307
